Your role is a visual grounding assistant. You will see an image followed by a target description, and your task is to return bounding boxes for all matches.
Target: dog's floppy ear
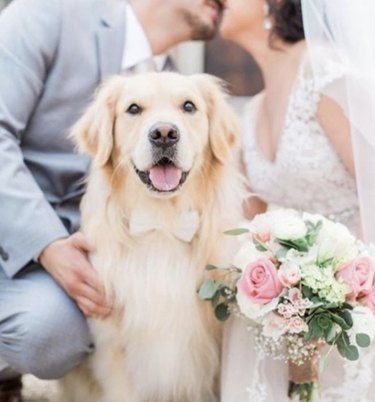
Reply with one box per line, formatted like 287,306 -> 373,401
194,74 -> 240,164
70,75 -> 125,167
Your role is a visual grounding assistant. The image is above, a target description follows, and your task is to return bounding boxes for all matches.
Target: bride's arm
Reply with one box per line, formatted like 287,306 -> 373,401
240,153 -> 267,220
317,96 -> 362,236
317,95 -> 355,178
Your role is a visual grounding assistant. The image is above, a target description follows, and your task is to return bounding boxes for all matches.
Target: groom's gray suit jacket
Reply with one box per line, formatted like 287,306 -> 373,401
0,0 -> 130,277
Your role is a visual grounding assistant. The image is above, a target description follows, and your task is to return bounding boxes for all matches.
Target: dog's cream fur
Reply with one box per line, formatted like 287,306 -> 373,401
62,73 -> 245,402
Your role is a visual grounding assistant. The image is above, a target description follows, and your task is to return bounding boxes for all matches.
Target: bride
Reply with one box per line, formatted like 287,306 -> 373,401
219,0 -> 375,401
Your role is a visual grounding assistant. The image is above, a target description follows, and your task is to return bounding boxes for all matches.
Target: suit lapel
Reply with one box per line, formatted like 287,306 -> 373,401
96,0 -> 126,81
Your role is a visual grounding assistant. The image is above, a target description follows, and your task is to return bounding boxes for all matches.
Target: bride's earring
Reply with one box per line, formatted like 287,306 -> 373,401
263,2 -> 273,30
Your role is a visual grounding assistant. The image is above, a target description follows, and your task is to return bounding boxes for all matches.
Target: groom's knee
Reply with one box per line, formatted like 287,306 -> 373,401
0,280 -> 94,379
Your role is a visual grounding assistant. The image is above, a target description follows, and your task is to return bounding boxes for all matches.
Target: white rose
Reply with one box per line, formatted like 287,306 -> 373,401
233,242 -> 265,271
270,211 -> 307,240
285,246 -> 318,265
236,292 -> 279,321
349,306 -> 375,343
236,290 -> 262,321
249,214 -> 272,236
317,220 -> 358,263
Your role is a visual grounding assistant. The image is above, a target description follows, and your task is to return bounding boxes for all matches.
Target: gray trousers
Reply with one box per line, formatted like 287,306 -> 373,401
0,263 -> 93,380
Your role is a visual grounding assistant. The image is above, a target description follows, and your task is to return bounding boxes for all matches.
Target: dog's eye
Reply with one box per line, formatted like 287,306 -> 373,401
126,104 -> 142,115
182,101 -> 197,113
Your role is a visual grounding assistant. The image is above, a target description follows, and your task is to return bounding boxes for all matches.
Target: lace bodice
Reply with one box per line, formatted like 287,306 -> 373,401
242,54 -> 359,231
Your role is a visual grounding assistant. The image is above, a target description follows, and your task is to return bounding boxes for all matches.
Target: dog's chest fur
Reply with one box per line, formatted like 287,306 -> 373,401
89,223 -> 219,402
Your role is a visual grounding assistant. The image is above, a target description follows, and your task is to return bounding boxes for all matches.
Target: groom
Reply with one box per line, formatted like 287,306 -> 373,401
0,0 -> 222,400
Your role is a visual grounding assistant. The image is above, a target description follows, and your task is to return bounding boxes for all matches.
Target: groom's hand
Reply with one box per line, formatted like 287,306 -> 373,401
39,232 -> 112,318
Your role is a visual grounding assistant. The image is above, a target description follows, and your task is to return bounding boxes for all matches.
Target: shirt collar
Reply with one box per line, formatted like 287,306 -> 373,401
122,3 -> 167,71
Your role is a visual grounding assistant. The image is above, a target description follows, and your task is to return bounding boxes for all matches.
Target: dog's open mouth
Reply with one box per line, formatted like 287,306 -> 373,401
134,157 -> 189,193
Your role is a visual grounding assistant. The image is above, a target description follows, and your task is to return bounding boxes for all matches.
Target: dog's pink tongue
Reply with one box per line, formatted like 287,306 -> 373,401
149,166 -> 182,191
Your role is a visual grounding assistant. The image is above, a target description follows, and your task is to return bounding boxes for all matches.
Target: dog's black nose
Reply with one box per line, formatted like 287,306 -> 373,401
149,124 -> 180,147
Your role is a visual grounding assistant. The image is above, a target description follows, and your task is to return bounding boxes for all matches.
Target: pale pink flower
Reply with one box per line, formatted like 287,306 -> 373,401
278,262 -> 301,287
336,256 -> 375,300
237,259 -> 283,304
253,232 -> 271,243
288,288 -> 302,303
363,285 -> 375,314
262,313 -> 288,340
288,316 -> 308,334
277,303 -> 298,319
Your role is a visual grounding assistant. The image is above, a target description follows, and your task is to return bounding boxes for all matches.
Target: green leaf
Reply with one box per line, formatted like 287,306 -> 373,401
253,238 -> 268,252
342,303 -> 354,310
337,340 -> 348,359
330,313 -> 351,330
337,310 -> 353,328
345,345 -> 359,361
206,264 -> 219,271
224,228 -> 249,236
210,291 -> 221,308
276,247 -> 288,260
215,303 -> 231,321
302,285 -> 314,299
326,325 -> 338,343
356,333 -> 371,348
319,257 -> 335,268
277,238 -> 308,252
198,279 -> 220,300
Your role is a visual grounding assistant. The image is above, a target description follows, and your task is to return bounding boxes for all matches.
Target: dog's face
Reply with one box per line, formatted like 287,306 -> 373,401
71,73 -> 239,197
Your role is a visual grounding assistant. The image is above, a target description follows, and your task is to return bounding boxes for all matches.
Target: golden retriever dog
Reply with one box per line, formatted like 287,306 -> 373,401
62,72 -> 245,402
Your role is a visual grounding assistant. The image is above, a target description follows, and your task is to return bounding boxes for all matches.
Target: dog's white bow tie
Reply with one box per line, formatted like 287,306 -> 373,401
129,209 -> 199,243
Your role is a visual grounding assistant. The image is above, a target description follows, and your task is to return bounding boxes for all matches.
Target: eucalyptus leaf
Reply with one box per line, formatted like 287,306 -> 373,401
253,238 -> 268,252
198,279 -> 220,300
336,340 -> 347,359
276,247 -> 288,260
345,345 -> 359,361
215,303 -> 231,321
206,264 -> 219,271
224,228 -> 249,236
356,333 -> 371,348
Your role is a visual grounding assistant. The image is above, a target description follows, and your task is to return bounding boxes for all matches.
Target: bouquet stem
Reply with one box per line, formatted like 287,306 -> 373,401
288,357 -> 319,402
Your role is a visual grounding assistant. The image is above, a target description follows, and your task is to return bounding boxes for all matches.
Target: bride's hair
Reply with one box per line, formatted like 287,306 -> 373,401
267,0 -> 305,44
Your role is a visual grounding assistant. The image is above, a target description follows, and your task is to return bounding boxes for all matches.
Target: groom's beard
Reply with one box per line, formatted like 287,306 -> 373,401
179,6 -> 222,40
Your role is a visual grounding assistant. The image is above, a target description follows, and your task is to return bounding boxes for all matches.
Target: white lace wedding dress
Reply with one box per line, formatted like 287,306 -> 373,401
221,52 -> 375,402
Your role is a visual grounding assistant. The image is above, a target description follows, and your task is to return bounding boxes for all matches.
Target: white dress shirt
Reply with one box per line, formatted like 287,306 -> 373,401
121,3 -> 167,73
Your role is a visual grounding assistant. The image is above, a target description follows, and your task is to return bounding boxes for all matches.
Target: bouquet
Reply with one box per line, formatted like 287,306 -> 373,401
199,209 -> 375,402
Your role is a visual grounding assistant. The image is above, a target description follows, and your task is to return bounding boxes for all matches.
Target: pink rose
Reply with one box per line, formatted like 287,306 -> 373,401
364,285 -> 375,313
237,259 -> 283,304
336,256 -> 375,300
278,262 -> 301,287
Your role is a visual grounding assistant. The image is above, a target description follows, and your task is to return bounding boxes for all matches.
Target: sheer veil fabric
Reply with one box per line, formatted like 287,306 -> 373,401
302,0 -> 375,243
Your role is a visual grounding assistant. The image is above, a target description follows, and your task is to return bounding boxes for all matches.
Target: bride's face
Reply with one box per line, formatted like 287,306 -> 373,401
219,0 -> 266,42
